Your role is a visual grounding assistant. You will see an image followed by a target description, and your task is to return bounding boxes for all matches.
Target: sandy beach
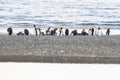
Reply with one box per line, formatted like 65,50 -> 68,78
0,35 -> 120,63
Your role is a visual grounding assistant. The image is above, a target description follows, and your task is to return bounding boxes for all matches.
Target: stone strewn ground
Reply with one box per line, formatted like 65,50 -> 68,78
0,35 -> 120,63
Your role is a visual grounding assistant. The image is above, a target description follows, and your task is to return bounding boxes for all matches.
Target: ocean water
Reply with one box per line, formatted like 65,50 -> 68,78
0,0 -> 120,28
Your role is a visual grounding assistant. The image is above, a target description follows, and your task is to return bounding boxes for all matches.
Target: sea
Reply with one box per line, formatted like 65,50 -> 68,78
0,0 -> 120,35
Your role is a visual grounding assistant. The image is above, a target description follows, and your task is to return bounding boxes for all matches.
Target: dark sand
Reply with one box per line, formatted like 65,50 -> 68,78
0,35 -> 120,63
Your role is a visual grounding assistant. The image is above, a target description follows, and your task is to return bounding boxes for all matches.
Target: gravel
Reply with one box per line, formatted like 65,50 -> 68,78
0,35 -> 120,63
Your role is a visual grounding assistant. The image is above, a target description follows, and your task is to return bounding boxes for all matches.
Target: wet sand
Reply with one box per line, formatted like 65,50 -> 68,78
0,35 -> 120,63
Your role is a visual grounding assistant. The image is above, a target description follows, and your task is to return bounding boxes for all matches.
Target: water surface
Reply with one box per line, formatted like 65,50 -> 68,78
0,0 -> 120,28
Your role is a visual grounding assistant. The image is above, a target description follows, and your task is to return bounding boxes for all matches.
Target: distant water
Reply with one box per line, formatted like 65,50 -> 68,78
0,0 -> 120,28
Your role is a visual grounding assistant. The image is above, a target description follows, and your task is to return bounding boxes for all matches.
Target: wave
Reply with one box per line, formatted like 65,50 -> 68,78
1,22 -> 120,29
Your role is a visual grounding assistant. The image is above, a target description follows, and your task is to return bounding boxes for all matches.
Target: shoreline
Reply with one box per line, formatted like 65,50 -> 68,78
1,27 -> 120,35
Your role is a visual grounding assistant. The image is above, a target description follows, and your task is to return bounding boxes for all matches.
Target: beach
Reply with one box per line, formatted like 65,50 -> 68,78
0,35 -> 120,63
